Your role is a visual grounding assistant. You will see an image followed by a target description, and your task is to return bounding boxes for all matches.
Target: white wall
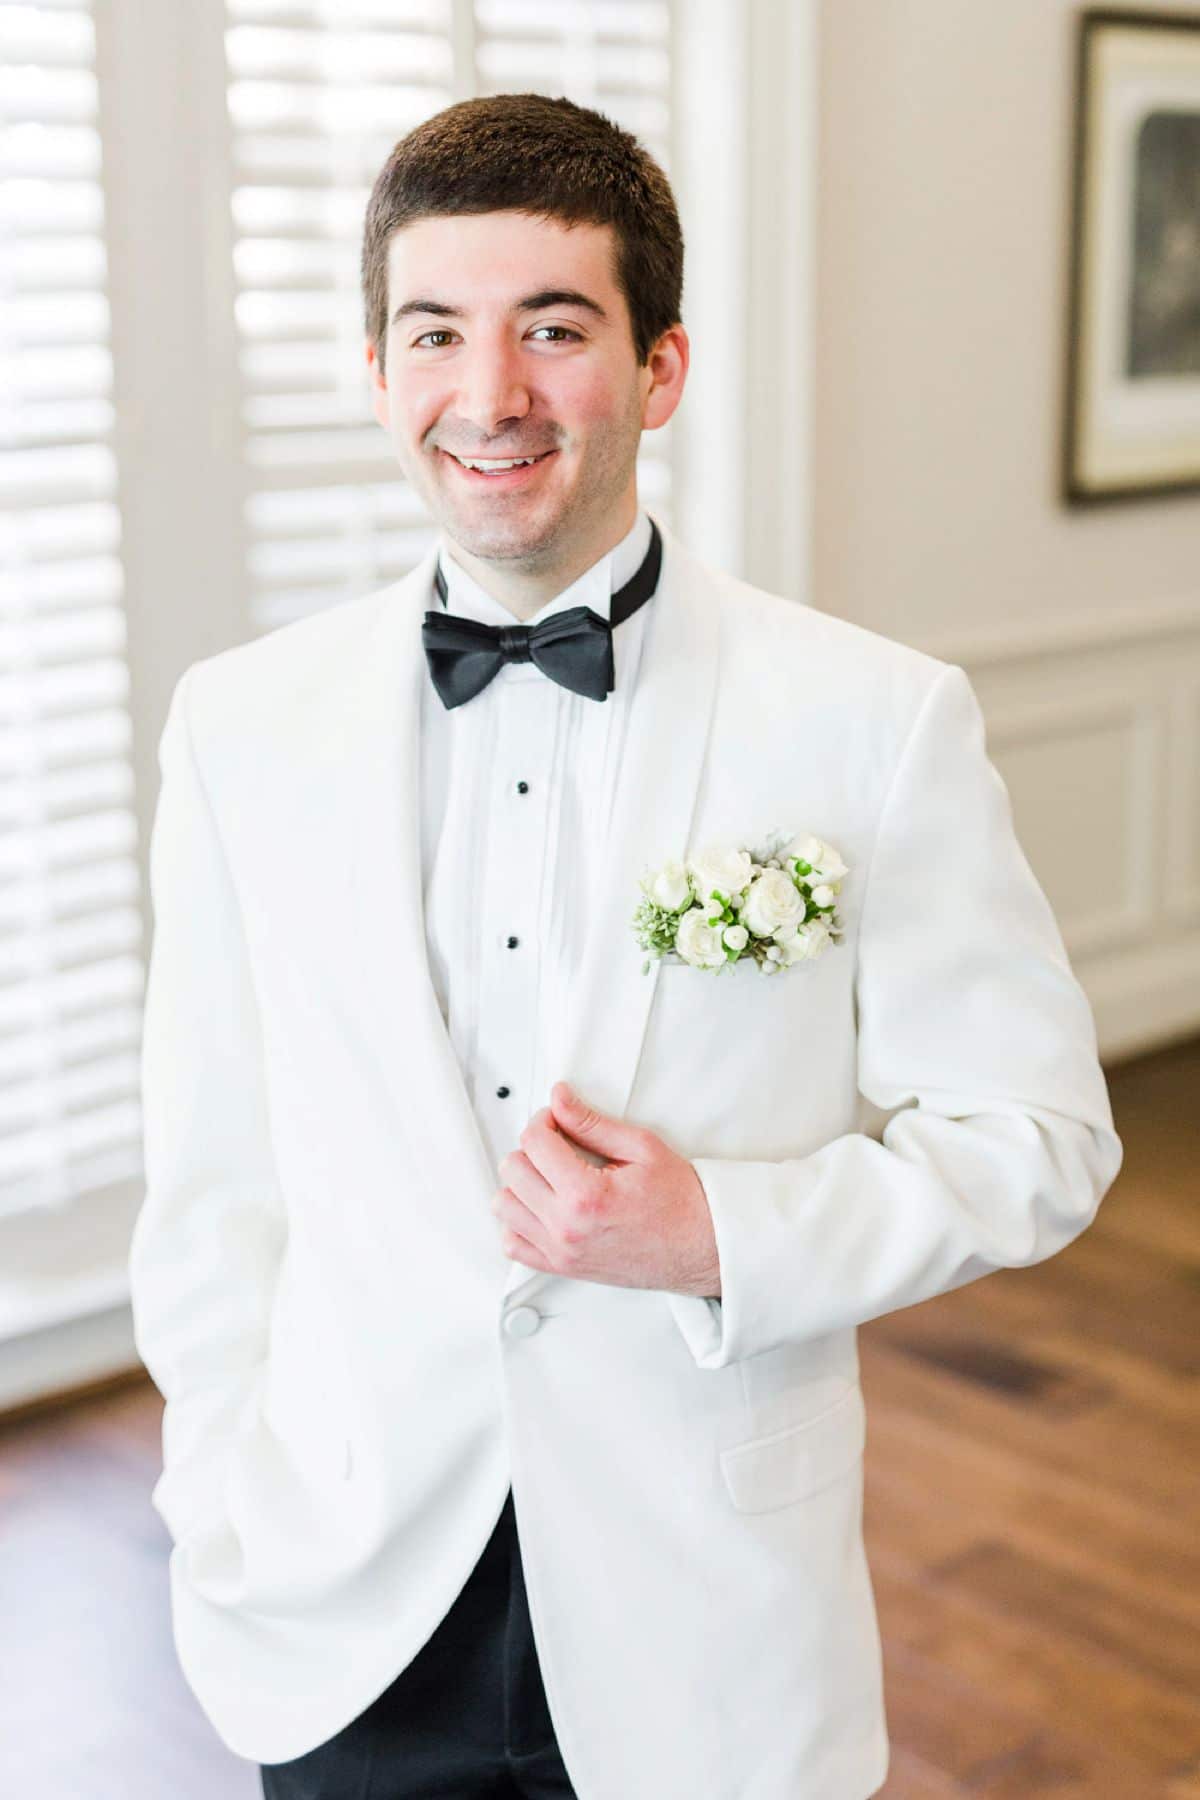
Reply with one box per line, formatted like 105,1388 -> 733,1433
809,0 -> 1200,1060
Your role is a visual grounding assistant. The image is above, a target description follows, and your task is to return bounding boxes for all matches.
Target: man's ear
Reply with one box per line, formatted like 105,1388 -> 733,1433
641,323 -> 689,433
365,339 -> 388,430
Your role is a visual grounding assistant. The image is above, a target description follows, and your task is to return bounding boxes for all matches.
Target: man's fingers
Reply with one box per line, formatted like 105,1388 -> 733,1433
520,1111 -> 605,1192
501,1225 -> 548,1270
494,1187 -> 551,1257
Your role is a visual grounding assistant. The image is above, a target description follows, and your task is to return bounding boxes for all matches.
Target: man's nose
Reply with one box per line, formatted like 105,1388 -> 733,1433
454,343 -> 533,435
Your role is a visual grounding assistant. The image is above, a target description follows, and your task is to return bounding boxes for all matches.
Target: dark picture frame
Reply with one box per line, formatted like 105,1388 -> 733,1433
1063,8 -> 1200,503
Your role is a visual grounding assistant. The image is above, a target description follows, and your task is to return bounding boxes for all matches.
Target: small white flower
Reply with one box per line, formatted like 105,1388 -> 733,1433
675,907 -> 730,969
722,923 -> 749,951
776,919 -> 832,965
740,867 -> 805,938
785,834 -> 849,886
643,857 -> 691,912
687,844 -> 754,909
809,883 -> 836,908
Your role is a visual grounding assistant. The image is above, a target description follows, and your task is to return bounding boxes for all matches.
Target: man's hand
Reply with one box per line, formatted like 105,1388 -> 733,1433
491,1082 -> 721,1299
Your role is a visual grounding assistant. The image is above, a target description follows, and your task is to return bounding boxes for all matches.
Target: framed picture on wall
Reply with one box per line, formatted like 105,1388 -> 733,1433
1063,8 -> 1200,503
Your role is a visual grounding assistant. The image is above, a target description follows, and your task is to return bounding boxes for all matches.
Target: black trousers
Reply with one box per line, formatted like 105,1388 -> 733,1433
259,1489 -> 578,1799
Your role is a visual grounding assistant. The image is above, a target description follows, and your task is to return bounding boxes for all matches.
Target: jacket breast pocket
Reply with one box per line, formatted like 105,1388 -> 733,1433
719,1384 -> 866,1514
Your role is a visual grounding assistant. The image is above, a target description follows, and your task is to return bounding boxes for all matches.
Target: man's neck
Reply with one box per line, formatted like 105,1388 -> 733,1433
439,502 -> 641,623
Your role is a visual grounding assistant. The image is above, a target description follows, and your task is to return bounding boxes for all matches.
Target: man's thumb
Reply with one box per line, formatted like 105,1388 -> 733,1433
550,1082 -> 644,1160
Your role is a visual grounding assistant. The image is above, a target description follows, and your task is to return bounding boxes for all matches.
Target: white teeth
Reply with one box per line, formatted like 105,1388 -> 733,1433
452,454 -> 541,471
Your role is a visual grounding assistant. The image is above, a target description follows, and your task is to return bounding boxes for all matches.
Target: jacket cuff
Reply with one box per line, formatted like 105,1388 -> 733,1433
663,1155 -> 790,1368
663,1290 -> 726,1366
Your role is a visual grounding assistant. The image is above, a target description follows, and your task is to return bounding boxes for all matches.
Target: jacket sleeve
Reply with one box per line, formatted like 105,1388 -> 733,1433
673,662 -> 1123,1369
128,665 -> 287,1565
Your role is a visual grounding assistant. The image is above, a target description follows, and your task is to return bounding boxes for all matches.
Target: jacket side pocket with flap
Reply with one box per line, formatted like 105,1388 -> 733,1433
719,1384 -> 866,1514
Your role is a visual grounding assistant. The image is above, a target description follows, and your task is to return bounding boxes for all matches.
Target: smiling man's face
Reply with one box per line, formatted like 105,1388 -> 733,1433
366,208 -> 687,597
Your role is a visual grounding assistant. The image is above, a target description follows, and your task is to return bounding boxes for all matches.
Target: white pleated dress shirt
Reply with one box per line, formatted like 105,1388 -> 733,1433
419,505 -> 657,1181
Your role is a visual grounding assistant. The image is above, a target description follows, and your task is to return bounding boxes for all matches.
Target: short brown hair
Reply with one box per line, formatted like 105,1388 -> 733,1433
361,92 -> 684,377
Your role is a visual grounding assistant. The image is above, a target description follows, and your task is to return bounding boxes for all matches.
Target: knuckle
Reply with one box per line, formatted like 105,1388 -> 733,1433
575,1186 -> 603,1219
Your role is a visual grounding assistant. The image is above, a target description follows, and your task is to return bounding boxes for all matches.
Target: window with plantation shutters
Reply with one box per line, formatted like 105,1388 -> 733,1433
0,0 -> 757,1391
224,0 -> 676,636
0,1 -> 146,1267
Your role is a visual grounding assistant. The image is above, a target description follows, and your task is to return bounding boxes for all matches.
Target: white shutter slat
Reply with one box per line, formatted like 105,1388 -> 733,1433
0,555 -> 121,612
225,0 -> 676,630
0,0 -> 143,1232
0,600 -> 125,662
0,63 -> 98,126
0,443 -> 115,506
227,0 -> 447,28
231,182 -> 376,238
246,429 -> 390,470
0,4 -> 94,69
0,1132 -> 144,1219
5,288 -> 110,343
0,996 -> 141,1086
1,655 -> 128,719
0,951 -> 143,1037
0,709 -> 130,772
228,25 -> 450,86
0,902 -> 141,987
1,176 -> 104,234
474,0 -> 667,35
2,120 -> 102,181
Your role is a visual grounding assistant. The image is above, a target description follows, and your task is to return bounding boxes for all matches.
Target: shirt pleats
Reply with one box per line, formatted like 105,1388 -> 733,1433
418,508 -> 655,1180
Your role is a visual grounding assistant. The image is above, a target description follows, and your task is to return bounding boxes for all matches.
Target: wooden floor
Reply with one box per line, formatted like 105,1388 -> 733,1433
1,1036 -> 1197,1798
860,1034 -> 1200,1799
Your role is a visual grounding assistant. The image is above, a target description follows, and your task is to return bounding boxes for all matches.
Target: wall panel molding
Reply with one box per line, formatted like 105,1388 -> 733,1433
1165,681 -> 1200,926
911,591 -> 1200,672
984,690 -> 1162,962
907,600 -> 1200,1063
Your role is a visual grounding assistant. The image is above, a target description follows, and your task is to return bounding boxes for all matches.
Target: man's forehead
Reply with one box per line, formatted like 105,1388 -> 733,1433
386,211 -> 616,281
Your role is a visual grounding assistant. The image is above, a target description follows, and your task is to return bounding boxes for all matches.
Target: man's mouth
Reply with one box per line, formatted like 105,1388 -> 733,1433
440,448 -> 558,485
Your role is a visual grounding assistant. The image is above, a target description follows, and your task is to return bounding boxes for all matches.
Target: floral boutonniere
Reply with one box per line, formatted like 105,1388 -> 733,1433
632,830 -> 849,976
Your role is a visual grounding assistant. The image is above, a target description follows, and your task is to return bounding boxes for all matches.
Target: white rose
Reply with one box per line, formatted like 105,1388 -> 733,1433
675,907 -> 730,969
722,923 -> 748,951
644,857 -> 691,912
686,843 -> 754,910
740,867 -> 806,938
775,919 -> 832,965
809,884 -> 836,909
784,833 -> 848,886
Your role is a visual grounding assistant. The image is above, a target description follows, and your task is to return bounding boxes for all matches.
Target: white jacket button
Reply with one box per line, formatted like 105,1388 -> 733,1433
504,1306 -> 542,1338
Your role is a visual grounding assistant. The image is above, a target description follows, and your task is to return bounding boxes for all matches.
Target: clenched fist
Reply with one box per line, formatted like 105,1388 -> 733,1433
491,1082 -> 722,1299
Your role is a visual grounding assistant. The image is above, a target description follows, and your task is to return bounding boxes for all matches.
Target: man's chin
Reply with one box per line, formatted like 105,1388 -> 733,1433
438,500 -> 568,564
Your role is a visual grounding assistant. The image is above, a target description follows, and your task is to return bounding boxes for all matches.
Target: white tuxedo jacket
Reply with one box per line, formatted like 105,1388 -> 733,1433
129,512 -> 1122,1797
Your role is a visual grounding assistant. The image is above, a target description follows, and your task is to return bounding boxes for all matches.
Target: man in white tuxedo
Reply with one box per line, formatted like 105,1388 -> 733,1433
129,93 -> 1123,1800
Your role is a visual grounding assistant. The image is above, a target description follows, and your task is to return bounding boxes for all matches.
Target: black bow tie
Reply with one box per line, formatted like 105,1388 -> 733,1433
422,518 -> 662,710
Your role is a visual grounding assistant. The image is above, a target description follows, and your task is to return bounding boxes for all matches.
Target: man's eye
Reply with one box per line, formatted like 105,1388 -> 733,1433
412,326 -> 582,349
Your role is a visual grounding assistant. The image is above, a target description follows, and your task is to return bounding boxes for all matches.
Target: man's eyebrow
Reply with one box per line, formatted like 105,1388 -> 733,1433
391,288 -> 610,327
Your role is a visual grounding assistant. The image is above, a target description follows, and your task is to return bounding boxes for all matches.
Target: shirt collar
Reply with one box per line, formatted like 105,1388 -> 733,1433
433,507 -> 653,629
